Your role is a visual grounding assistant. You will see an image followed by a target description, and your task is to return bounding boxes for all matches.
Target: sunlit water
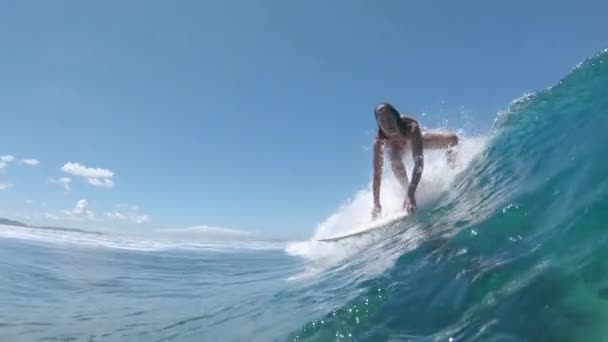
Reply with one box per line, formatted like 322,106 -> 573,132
2,49 -> 608,341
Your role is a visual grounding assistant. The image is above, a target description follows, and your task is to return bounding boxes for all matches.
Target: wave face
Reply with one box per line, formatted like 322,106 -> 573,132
288,50 -> 608,341
2,50 -> 608,342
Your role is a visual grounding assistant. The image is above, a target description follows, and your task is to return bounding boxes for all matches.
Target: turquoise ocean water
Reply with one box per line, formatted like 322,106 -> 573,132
1,49 -> 608,341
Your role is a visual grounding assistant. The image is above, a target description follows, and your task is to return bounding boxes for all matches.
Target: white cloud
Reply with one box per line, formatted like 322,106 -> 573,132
43,200 -> 96,222
72,199 -> 88,215
61,162 -> 115,188
0,155 -> 15,163
0,155 -> 39,170
44,212 -> 59,220
72,200 -> 95,220
61,162 -> 113,178
135,215 -> 150,224
51,199 -> 96,221
49,177 -> 72,191
105,207 -> 150,225
16,214 -> 32,221
21,159 -> 40,166
105,211 -> 126,220
45,201 -> 148,226
87,177 -> 114,188
69,199 -> 95,220
0,183 -> 12,190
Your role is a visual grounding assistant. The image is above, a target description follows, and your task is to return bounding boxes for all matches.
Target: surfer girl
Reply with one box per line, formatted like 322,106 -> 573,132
372,102 -> 459,219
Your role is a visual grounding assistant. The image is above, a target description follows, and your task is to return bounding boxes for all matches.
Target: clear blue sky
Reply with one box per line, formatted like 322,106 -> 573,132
0,0 -> 606,238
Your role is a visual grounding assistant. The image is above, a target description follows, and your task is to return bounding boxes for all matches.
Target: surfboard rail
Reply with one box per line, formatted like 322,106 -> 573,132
316,211 -> 408,242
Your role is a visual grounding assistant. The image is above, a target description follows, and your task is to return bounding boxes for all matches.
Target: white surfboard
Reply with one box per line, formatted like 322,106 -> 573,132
316,211 -> 409,242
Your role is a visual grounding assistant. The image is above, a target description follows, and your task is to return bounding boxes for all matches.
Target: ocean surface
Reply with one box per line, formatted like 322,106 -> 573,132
2,49 -> 608,341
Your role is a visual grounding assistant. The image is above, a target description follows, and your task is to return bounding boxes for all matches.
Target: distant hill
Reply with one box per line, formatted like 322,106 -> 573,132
0,218 -> 28,227
34,225 -> 101,235
0,218 -> 102,235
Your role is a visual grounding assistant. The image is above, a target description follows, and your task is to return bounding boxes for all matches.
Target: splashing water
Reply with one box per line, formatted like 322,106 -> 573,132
1,49 -> 608,341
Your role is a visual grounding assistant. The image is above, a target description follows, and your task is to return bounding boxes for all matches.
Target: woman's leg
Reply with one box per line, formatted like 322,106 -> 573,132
422,131 -> 459,168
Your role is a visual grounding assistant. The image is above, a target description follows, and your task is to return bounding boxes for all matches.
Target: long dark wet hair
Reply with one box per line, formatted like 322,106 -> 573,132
374,102 -> 405,135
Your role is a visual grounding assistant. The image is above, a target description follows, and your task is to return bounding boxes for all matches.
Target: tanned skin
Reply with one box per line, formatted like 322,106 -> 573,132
372,105 -> 458,219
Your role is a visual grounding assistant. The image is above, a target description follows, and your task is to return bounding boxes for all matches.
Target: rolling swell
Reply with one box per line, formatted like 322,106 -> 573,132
291,49 -> 608,341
